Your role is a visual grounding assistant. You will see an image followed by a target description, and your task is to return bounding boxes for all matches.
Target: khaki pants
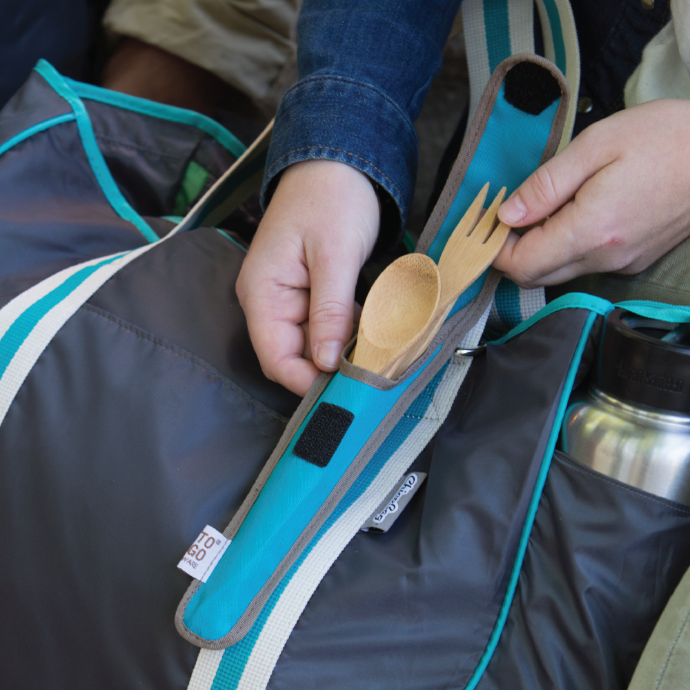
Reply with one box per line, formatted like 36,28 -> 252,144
104,0 -> 301,115
549,236 -> 690,306
629,565 -> 690,690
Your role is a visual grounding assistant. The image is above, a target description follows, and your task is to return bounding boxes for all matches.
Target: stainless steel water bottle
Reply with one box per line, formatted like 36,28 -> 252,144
562,309 -> 690,504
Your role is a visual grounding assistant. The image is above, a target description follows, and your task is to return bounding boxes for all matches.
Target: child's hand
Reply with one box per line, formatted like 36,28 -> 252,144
236,160 -> 380,396
495,99 -> 690,286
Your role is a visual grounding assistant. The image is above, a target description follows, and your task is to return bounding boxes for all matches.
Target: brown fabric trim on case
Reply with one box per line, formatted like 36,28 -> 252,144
416,54 -> 569,257
339,334 -> 445,390
535,58 -> 570,166
176,273 -> 500,649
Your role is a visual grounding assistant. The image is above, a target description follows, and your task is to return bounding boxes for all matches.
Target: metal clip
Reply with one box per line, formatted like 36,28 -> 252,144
453,340 -> 487,358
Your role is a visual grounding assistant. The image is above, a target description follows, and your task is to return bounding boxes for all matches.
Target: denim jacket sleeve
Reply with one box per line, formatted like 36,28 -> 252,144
261,0 -> 462,254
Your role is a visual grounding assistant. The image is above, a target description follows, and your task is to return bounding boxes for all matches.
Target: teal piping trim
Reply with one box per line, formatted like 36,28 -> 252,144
0,113 -> 75,157
463,309 -> 599,690
215,229 -> 248,253
559,400 -> 584,454
65,78 -> 245,159
615,300 -> 690,323
34,60 -> 159,244
490,292 -> 613,345
162,216 -> 248,252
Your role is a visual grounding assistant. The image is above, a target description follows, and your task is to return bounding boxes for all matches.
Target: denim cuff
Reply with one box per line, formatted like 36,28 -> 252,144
261,75 -> 418,254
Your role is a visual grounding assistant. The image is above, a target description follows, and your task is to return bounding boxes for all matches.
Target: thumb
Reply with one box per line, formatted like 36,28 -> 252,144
497,129 -> 610,228
308,250 -> 360,372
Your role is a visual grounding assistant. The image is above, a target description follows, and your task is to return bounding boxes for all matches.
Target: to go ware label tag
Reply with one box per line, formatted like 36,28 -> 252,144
177,525 -> 230,583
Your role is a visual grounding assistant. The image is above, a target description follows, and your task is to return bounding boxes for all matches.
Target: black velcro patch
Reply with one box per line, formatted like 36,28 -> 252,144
293,402 -> 355,468
504,61 -> 562,115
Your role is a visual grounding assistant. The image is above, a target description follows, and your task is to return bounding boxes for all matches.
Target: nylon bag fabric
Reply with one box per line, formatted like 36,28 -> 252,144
0,62 -> 299,689
248,299 -> 690,690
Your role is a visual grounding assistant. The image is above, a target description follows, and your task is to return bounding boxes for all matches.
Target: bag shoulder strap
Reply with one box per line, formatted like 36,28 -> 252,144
463,0 -> 579,151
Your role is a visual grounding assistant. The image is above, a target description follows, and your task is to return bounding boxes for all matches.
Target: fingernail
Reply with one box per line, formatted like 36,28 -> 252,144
315,341 -> 343,369
499,194 -> 527,225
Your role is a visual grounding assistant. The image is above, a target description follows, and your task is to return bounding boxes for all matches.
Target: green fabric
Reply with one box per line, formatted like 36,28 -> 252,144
628,566 -> 690,690
402,230 -> 416,254
173,160 -> 210,216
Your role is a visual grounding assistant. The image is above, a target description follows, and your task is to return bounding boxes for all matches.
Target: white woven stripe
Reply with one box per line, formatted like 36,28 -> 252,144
0,252 -> 127,344
234,306 -> 492,690
518,287 -> 546,321
459,305 -> 491,352
187,649 -> 225,690
508,0 -> 535,55
462,0 -> 492,128
0,242 -> 158,426
554,0 -> 580,149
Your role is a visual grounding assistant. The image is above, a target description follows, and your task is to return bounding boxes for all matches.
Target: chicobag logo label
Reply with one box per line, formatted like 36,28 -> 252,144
361,472 -> 427,533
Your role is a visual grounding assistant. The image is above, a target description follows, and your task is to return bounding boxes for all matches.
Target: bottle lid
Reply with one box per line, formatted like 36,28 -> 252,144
595,309 -> 690,414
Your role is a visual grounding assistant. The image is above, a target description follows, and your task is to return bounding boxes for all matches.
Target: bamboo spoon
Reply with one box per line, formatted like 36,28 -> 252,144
381,184 -> 510,379
351,253 -> 441,374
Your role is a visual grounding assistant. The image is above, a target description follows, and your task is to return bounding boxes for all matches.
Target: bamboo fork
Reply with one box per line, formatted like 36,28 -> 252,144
380,183 -> 510,378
